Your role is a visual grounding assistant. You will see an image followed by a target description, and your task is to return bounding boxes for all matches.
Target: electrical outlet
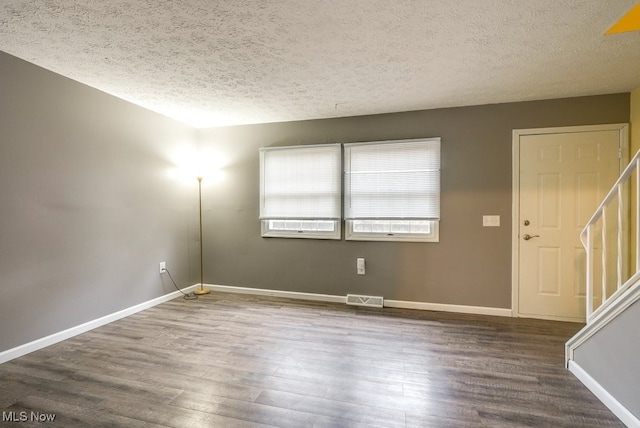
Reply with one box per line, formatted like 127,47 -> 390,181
357,258 -> 365,275
159,261 -> 166,273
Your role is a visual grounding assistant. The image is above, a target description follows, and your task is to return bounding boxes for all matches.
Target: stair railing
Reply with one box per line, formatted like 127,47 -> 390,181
581,149 -> 640,323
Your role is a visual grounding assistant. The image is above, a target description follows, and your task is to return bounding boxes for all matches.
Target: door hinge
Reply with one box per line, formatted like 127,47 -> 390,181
618,146 -> 623,159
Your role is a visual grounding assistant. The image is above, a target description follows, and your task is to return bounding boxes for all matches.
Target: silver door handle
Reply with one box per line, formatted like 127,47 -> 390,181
523,234 -> 540,240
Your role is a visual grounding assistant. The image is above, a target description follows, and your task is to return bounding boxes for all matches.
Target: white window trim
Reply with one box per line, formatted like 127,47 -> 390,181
259,143 -> 342,240
259,138 -> 441,243
344,138 -> 441,243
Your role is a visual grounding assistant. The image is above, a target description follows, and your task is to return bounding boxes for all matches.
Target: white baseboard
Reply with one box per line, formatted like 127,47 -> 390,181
384,299 -> 513,317
205,284 -> 346,304
568,360 -> 640,428
205,284 -> 512,317
0,284 -> 198,365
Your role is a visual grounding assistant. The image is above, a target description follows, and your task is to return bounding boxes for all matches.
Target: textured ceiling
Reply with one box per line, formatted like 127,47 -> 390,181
1,1 -> 639,128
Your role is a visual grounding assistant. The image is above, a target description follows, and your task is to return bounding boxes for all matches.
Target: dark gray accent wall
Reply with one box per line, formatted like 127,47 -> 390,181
0,52 -> 198,353
198,94 -> 630,308
573,299 -> 640,418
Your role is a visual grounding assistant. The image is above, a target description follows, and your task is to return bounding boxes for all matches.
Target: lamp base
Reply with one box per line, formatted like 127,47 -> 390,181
193,287 -> 211,295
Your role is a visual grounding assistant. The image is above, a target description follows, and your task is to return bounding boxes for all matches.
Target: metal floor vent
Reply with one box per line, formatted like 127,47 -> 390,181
346,294 -> 384,308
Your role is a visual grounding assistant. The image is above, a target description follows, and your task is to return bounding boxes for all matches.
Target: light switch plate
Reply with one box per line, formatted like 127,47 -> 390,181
483,215 -> 500,227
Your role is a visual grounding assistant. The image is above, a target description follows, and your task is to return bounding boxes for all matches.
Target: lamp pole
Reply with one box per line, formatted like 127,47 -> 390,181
194,176 -> 210,295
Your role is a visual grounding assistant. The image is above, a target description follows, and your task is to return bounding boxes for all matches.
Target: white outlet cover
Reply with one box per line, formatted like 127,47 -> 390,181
483,215 -> 500,227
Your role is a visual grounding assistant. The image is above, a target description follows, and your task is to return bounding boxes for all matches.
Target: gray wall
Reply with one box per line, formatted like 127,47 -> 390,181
198,94 -> 630,308
573,299 -> 640,417
0,52 -> 198,353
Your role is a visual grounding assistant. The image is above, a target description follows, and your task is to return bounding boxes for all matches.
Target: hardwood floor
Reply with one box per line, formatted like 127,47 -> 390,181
0,292 -> 624,427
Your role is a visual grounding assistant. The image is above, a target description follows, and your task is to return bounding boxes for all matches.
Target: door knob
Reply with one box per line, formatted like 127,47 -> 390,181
523,234 -> 540,240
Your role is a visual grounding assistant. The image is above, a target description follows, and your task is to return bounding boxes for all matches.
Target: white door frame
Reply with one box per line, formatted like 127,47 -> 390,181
511,124 -> 629,320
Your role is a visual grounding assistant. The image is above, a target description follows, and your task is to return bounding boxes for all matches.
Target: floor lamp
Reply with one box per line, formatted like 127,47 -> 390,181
194,176 -> 211,295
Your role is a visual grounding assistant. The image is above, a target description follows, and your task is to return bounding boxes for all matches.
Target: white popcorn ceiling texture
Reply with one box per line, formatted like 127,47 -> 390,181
0,1 -> 639,128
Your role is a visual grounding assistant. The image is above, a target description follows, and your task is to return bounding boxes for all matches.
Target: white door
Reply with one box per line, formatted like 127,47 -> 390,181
514,126 -> 625,321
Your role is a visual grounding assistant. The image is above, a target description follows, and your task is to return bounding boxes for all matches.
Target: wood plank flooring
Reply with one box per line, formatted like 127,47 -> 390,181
0,292 -> 624,427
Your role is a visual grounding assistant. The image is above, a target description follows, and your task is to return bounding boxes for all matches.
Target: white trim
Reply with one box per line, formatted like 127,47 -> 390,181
513,123 -> 630,137
568,361 -> 640,428
518,312 -> 584,323
0,284 -> 198,365
206,284 -> 512,317
259,143 -> 342,236
511,123 -> 629,320
512,129 -> 522,317
383,299 -> 512,317
343,137 -> 441,148
205,284 -> 346,304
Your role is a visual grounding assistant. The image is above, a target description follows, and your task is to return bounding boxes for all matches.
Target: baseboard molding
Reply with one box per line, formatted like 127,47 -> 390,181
205,284 -> 346,304
205,284 -> 512,317
384,299 -> 513,317
0,284 -> 199,365
568,361 -> 640,427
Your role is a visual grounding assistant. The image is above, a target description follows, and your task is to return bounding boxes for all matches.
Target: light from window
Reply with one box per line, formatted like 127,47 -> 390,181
352,220 -> 431,234
266,220 -> 336,232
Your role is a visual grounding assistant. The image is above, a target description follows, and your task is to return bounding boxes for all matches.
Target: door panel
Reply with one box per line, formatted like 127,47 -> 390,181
539,173 -> 561,228
537,247 -> 560,295
518,129 -> 621,321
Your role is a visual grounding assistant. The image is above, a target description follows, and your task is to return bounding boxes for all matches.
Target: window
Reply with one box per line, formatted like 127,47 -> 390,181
260,144 -> 342,239
344,138 -> 440,242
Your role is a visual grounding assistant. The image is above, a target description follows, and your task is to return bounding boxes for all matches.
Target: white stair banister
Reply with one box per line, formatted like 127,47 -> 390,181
580,149 -> 640,323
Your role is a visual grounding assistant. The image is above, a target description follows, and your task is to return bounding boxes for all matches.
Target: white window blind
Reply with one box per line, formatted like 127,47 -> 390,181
260,144 -> 342,221
344,138 -> 441,220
